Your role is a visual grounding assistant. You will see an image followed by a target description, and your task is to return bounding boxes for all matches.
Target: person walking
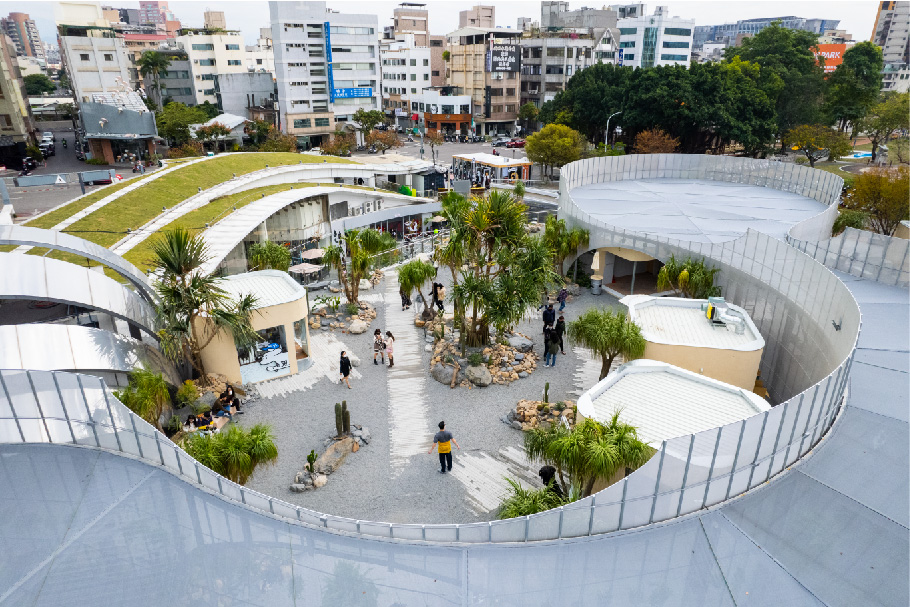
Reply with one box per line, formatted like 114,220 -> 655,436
373,329 -> 386,365
544,330 -> 560,367
537,288 -> 549,311
542,304 -> 556,329
557,287 -> 568,312
399,287 -> 411,311
428,421 -> 460,474
339,351 -> 352,388
385,331 -> 395,367
554,315 -> 566,355
432,282 -> 446,313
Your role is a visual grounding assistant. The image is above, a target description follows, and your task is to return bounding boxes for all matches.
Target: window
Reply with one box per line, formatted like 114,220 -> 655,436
545,65 -> 564,75
410,58 -> 416,66
663,41 -> 689,48
619,28 -> 637,35
460,104 -> 470,113
547,48 -> 564,57
103,53 -> 113,61
410,74 -> 416,81
291,99 -> 310,106
505,104 -> 516,113
294,118 -> 312,128
192,43 -> 215,51
567,48 -> 574,58
641,27 -> 658,68
199,59 -> 215,66
490,88 -> 503,96
227,60 -> 241,66
0,114 -> 11,127
334,63 -> 374,71
418,103 -> 424,110
80,53 -> 90,61
411,87 -> 416,93
441,104 -> 454,113
422,59 -> 429,66
201,74 -> 216,80
332,45 -> 374,55
225,44 -> 240,50
329,26 -> 374,35
664,28 -> 692,37
314,104 -> 328,112
619,41 -> 636,48
566,66 -> 572,75
314,117 -> 330,127
506,88 -> 515,96
423,74 -> 429,80
430,39 -> 443,47
660,54 -> 688,61
309,48 -> 324,57
623,53 -> 635,60
256,58 -> 263,65
312,86 -> 327,94
203,88 -> 215,95
432,70 -> 440,76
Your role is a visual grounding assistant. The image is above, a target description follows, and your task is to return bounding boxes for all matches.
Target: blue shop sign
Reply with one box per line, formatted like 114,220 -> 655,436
333,87 -> 373,99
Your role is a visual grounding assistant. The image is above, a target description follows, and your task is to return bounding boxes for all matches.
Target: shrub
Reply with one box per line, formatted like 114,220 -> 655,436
497,478 -> 568,519
86,158 -> 107,165
113,368 -> 171,430
346,303 -> 359,316
794,156 -> 809,165
26,144 -> 44,160
554,401 -> 566,412
467,352 -> 484,366
176,379 -> 199,406
166,141 -> 204,159
575,271 -> 592,288
832,209 -> 867,235
182,423 -> 278,485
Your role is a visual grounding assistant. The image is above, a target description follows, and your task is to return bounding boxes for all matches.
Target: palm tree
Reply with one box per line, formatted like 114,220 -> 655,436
524,415 -> 651,498
567,307 -> 646,380
183,423 -> 278,485
248,240 -> 291,272
656,255 -> 721,299
152,228 -> 259,383
542,215 -> 590,278
323,228 -> 395,304
113,368 -> 171,430
398,258 -> 437,319
137,50 -> 172,110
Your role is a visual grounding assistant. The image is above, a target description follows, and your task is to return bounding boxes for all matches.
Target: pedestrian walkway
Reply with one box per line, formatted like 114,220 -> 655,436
253,331 -> 361,399
449,445 -> 542,514
382,272 -> 432,474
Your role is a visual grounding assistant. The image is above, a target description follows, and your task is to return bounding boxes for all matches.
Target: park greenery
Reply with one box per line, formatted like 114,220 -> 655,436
183,424 -> 278,485
248,240 -> 292,272
785,124 -> 852,167
542,215 -> 589,278
324,228 -> 396,304
152,228 -> 260,383
113,368 -> 171,430
567,308 -> 646,380
195,121 -> 232,152
24,73 -> 56,95
656,256 -> 722,299
398,258 -> 437,319
634,128 -> 680,154
137,50 -> 172,109
365,129 -> 402,154
832,210 -> 868,236
842,167 -> 909,236
438,190 -> 558,347
525,124 -> 586,177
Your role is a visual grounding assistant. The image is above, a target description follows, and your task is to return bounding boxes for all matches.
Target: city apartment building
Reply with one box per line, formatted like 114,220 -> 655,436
459,5 -> 495,29
1,12 -> 45,61
58,25 -> 133,102
204,10 -> 227,31
0,34 -> 35,168
446,26 -> 522,136
246,28 -> 275,73
270,1 -> 380,148
693,15 -> 840,50
122,32 -> 168,88
176,30 -> 248,105
156,48 -> 195,106
388,3 -> 430,47
381,34 -> 432,128
413,89 -> 472,135
872,1 -> 910,92
617,7 -> 695,68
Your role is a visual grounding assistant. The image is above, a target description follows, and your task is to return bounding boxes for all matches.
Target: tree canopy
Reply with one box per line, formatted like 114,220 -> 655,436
24,73 -> 56,95
157,102 -> 209,146
856,92 -> 910,162
352,108 -> 385,134
525,123 -> 585,176
843,167 -> 909,236
137,50 -> 172,108
824,42 -> 884,130
248,240 -> 291,272
567,307 -> 646,380
784,124 -> 852,167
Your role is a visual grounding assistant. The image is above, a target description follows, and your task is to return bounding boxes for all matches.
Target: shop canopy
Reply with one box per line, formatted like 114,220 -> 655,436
452,153 -> 531,168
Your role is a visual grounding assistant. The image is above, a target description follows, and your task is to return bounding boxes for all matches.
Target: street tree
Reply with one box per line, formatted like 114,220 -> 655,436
824,42 -> 884,130
518,102 -> 540,133
784,124 -> 852,167
156,102 -> 208,146
524,415 -> 651,498
323,228 -> 396,304
256,127 -> 298,152
397,258 -> 437,319
248,240 -> 291,272
365,129 -> 401,154
24,73 -> 56,95
137,50 -> 172,109
320,131 -> 356,156
151,228 -> 259,383
352,108 -> 385,136
195,121 -> 232,152
567,307 -> 646,381
893,137 -> 910,165
856,92 -> 910,162
843,167 -> 909,235
655,256 -> 722,299
244,119 -> 273,146
525,123 -> 585,177
424,130 -> 444,163
633,128 -> 679,153
542,215 -> 590,278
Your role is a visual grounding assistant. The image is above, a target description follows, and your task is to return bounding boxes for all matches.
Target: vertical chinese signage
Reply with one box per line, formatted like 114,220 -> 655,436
325,22 -> 335,101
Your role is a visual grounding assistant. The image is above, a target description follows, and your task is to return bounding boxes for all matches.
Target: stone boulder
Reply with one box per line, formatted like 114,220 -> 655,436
289,483 -> 310,493
508,335 -> 533,353
314,437 -> 355,475
348,353 -> 361,367
348,319 -> 369,334
431,364 -> 464,386
358,279 -> 372,291
566,283 -> 581,296
312,473 -> 328,488
466,364 -> 492,387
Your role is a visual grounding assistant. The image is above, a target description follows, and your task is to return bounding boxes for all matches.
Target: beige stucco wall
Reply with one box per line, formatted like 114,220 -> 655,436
642,341 -> 762,392
198,297 -> 309,385
894,222 -> 910,240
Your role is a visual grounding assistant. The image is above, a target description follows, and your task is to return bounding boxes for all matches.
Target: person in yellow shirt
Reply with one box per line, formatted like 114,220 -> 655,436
428,420 -> 460,474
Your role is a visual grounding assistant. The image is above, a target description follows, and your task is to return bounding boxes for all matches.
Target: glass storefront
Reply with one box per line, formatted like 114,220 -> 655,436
237,325 -> 291,384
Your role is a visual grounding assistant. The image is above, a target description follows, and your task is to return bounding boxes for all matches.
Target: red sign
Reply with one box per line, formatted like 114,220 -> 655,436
814,44 -> 846,74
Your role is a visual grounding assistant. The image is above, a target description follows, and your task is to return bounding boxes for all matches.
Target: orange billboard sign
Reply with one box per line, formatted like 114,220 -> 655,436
814,44 -> 847,74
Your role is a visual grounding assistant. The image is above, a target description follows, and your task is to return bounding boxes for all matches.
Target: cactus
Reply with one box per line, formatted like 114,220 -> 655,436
343,409 -> 351,434
335,403 -> 343,436
543,382 -> 550,404
306,449 -> 317,474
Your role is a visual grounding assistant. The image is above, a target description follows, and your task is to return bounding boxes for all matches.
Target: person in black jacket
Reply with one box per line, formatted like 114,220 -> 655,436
542,304 -> 556,329
538,465 -> 564,498
554,315 -> 566,355
339,351 -> 352,389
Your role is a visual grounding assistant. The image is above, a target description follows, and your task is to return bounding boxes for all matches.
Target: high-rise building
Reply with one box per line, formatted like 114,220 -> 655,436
872,1 -> 910,92
270,1 -> 380,147
380,34 -> 432,128
617,6 -> 694,69
138,1 -> 167,26
119,8 -> 140,25
204,10 -> 227,31
446,25 -> 522,136
1,13 -> 46,61
459,6 -> 495,29
693,15 -> 840,50
58,23 -> 133,102
176,30 -> 248,105
390,3 -> 429,47
0,33 -> 36,169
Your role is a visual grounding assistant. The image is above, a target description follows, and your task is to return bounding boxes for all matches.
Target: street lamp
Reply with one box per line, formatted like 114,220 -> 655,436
604,111 -> 622,149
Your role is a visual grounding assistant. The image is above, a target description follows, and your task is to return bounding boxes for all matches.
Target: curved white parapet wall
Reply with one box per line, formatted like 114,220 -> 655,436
790,226 -> 910,288
0,224 -> 155,302
0,254 -> 157,337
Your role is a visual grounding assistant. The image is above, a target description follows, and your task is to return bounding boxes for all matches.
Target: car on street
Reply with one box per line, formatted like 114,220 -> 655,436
491,137 -> 510,147
506,139 -> 526,148
42,131 -> 55,142
84,173 -> 113,185
39,142 -> 55,157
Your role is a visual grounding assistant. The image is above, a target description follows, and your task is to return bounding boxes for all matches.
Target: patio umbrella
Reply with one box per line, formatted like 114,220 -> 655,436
430,216 -> 446,223
300,248 -> 324,260
288,262 -> 322,275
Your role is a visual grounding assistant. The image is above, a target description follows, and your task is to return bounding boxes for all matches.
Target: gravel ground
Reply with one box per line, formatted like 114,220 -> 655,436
238,269 -> 621,525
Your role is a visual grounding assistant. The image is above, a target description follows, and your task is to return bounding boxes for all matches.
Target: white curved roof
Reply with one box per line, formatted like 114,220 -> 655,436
220,270 -> 306,309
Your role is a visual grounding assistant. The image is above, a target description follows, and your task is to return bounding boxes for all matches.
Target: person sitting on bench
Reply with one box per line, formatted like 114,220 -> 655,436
220,386 -> 244,414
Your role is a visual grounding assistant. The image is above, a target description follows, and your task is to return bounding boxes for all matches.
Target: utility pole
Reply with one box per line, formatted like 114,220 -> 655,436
605,111 -> 622,148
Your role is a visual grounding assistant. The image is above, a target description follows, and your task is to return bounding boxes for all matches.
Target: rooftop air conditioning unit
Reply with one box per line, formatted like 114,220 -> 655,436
363,201 -> 372,213
374,199 -> 382,210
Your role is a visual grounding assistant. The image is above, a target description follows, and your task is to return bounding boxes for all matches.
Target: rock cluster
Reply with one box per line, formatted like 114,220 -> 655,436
309,301 -> 377,334
289,426 -> 371,493
504,399 -> 577,431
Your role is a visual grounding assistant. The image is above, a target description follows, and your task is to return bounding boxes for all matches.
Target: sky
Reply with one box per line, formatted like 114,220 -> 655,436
12,0 -> 881,48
